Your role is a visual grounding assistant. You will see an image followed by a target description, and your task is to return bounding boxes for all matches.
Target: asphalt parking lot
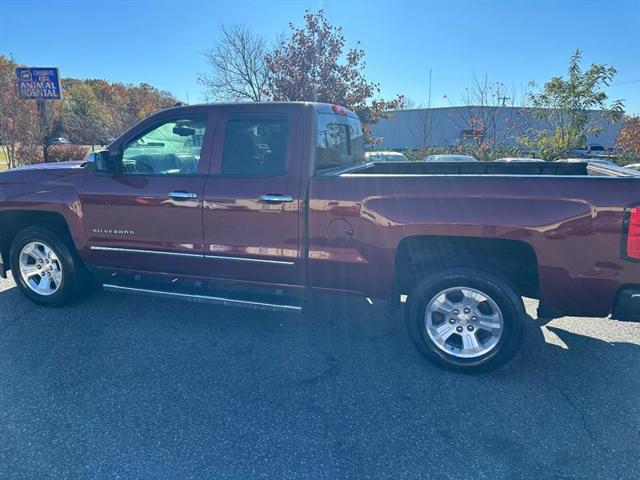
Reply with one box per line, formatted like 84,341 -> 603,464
1,275 -> 639,480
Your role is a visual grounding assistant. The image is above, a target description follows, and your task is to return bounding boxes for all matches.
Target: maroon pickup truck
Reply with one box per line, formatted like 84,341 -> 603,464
1,102 -> 639,372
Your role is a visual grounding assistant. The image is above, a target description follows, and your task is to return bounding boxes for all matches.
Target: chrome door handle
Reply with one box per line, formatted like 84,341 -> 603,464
259,194 -> 294,203
169,191 -> 198,200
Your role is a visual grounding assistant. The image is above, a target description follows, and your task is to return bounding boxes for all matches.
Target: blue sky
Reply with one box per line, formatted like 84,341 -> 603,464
1,0 -> 639,113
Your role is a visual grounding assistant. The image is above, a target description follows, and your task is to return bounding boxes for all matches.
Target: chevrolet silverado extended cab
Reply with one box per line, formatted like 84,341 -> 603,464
1,102 -> 639,372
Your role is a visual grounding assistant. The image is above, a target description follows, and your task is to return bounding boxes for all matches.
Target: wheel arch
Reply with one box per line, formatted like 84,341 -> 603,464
0,210 -> 77,275
392,235 -> 540,300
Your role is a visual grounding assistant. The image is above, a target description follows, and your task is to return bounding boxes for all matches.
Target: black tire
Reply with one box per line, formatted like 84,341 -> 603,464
9,226 -> 91,306
405,267 -> 526,373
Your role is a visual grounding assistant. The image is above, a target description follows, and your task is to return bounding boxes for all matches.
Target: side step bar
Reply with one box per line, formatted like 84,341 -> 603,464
103,284 -> 303,313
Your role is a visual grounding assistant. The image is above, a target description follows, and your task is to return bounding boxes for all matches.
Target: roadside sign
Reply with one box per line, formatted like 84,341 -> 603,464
15,67 -> 62,100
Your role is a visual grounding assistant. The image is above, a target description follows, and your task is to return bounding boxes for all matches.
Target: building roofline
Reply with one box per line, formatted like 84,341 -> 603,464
388,105 -> 613,114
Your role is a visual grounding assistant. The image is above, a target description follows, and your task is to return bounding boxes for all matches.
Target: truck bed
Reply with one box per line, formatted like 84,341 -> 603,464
309,159 -> 640,319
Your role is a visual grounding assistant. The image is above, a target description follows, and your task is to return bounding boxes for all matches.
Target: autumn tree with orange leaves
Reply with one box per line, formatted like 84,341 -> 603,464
0,53 -> 177,167
0,55 -> 44,168
265,10 -> 403,142
617,116 -> 640,163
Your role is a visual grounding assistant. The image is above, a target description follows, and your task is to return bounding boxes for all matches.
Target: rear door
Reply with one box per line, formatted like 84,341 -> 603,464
201,104 -> 305,287
80,110 -> 214,276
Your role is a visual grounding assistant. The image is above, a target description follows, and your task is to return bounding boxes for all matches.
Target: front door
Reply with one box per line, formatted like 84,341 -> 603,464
80,112 -> 213,276
201,106 -> 305,287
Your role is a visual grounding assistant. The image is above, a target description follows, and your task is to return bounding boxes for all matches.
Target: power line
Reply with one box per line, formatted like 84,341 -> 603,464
427,68 -> 432,109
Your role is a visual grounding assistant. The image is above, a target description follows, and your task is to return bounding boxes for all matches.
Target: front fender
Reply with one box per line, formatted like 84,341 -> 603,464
0,170 -> 88,259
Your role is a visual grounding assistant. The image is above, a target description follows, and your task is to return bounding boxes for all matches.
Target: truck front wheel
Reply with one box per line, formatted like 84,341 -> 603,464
9,226 -> 90,306
406,267 -> 526,373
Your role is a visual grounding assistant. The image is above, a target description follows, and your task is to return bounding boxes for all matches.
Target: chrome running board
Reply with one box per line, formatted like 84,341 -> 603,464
103,283 -> 303,313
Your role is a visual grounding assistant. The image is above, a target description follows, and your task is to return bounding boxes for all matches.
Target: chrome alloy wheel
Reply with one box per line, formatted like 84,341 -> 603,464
424,287 -> 504,358
19,241 -> 63,296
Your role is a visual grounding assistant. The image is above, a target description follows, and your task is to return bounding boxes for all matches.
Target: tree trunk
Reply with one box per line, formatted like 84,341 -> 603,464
42,143 -> 50,163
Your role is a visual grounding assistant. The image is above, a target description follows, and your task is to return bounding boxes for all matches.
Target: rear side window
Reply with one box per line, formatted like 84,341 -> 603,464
221,113 -> 289,176
315,113 -> 365,172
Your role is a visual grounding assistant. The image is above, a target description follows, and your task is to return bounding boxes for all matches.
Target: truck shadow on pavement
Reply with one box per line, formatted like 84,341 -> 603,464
1,285 -> 639,479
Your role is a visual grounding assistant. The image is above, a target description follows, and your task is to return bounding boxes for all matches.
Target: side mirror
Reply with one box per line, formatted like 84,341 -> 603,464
86,150 -> 117,174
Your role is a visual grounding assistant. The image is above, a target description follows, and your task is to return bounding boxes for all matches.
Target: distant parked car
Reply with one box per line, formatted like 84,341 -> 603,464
586,144 -> 606,155
495,157 -> 545,162
569,144 -> 614,158
365,151 -> 408,162
422,154 -> 478,162
50,137 -> 71,145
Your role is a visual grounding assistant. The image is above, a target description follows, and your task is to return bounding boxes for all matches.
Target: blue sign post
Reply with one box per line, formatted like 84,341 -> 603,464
16,67 -> 62,100
15,67 -> 62,162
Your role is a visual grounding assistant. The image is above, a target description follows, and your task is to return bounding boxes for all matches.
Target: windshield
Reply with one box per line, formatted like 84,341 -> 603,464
315,113 -> 365,172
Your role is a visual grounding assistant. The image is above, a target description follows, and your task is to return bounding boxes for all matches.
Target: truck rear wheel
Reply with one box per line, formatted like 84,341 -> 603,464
405,267 -> 525,373
9,226 -> 90,306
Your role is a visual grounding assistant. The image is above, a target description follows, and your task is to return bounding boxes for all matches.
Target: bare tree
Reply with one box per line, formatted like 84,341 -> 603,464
400,97 -> 423,110
409,110 -> 434,149
445,75 -> 533,156
198,24 -> 269,102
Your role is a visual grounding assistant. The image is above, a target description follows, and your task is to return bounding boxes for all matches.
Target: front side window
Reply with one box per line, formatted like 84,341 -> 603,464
121,116 -> 207,175
315,113 -> 365,172
221,113 -> 289,176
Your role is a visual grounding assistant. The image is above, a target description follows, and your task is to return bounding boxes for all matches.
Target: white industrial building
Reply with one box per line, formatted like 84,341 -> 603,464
370,106 -> 622,150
